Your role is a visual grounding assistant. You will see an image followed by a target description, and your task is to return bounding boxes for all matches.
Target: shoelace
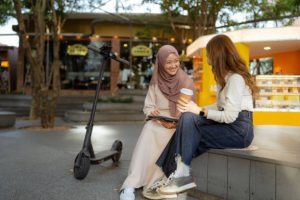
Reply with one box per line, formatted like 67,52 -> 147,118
150,177 -> 166,190
164,172 -> 175,185
149,172 -> 175,190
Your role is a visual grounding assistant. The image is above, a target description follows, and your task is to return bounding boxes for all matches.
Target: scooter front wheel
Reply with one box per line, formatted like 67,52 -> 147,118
111,140 -> 122,162
73,152 -> 90,180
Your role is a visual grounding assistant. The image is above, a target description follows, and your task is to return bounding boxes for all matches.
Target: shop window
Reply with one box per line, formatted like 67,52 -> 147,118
119,40 -> 182,89
250,57 -> 273,75
0,67 -> 9,94
60,40 -> 111,90
0,49 -> 10,94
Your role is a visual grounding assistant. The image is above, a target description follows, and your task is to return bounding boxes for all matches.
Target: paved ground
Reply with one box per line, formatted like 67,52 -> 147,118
2,118 -> 299,200
0,118 -> 198,200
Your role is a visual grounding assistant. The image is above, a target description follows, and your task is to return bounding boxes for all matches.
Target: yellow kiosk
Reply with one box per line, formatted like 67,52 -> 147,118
187,26 -> 300,126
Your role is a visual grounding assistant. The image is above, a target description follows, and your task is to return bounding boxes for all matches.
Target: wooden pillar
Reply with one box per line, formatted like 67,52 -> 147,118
16,38 -> 24,93
111,37 -> 120,96
8,47 -> 18,92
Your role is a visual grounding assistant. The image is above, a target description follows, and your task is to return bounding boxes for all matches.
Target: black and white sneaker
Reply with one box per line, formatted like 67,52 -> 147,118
158,176 -> 196,195
142,174 -> 177,199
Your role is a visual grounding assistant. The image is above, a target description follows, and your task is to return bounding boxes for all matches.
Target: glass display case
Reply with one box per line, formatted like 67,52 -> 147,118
255,75 -> 300,111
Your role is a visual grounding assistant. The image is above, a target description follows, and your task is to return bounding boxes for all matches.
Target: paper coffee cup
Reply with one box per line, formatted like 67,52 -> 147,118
179,88 -> 193,102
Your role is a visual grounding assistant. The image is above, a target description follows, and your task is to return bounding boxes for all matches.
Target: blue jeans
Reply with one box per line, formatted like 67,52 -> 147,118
156,111 -> 254,177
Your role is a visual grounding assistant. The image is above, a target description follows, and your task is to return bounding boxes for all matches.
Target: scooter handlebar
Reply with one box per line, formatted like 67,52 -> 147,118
88,45 -> 130,66
87,45 -> 101,53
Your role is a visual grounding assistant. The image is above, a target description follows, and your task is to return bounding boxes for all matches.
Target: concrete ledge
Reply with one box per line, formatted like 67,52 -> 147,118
82,102 -> 143,111
64,110 -> 144,122
131,95 -> 145,102
0,111 -> 16,128
118,89 -> 147,96
191,127 -> 300,200
209,147 -> 300,169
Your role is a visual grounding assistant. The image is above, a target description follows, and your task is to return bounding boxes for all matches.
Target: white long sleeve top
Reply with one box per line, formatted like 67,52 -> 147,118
206,73 -> 254,124
143,84 -> 173,117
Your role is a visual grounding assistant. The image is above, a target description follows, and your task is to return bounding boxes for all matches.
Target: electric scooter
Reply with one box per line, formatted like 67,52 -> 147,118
73,45 -> 129,180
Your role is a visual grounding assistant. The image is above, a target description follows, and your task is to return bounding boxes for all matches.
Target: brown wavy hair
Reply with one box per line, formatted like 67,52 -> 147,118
206,34 -> 257,97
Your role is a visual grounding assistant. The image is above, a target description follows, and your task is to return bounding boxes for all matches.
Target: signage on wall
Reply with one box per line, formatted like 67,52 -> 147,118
67,44 -> 88,56
0,60 -> 9,68
131,45 -> 152,57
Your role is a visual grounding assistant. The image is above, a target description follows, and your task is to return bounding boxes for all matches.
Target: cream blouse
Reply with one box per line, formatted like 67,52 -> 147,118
206,73 -> 254,123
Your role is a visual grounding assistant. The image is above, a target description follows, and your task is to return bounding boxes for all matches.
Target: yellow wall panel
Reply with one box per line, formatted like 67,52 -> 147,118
254,111 -> 300,126
198,42 -> 250,106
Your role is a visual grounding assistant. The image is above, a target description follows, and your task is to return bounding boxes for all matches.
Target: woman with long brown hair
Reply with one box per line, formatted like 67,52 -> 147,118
148,34 -> 257,198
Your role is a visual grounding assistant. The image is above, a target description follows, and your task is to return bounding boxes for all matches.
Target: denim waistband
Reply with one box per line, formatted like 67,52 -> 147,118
239,110 -> 252,119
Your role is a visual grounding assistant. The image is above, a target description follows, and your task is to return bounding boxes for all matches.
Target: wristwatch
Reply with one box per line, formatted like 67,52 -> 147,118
199,109 -> 205,116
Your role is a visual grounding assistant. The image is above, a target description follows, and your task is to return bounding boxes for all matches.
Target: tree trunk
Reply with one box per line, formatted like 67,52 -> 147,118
49,60 -> 61,127
40,87 -> 50,128
13,0 -> 50,127
29,75 -> 40,120
13,0 -> 39,120
48,0 -> 62,128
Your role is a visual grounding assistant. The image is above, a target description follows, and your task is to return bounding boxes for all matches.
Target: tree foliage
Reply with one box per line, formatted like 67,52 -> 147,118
142,0 -> 248,41
0,0 -> 14,25
144,0 -> 300,39
230,0 -> 300,28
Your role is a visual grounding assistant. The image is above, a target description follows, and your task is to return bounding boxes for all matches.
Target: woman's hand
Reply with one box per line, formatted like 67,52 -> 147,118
150,108 -> 160,116
177,98 -> 202,115
159,120 -> 176,129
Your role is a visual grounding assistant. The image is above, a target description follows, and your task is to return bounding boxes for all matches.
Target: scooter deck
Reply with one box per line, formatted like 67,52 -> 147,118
90,150 -> 118,165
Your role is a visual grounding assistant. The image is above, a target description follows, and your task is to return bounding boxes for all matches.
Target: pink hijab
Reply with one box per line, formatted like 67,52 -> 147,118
150,45 -> 194,117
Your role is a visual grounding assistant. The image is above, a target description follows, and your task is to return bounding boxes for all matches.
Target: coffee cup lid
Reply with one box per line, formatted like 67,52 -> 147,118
180,88 -> 193,95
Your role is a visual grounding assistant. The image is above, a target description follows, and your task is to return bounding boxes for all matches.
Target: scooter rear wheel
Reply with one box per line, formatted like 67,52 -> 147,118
111,140 -> 122,162
73,152 -> 90,180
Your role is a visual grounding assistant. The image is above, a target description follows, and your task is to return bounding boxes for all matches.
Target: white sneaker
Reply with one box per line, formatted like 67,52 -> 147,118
158,175 -> 196,195
120,187 -> 135,200
143,188 -> 177,199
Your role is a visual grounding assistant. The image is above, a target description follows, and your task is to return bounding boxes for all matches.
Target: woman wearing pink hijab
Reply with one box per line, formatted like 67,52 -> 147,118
120,45 -> 194,200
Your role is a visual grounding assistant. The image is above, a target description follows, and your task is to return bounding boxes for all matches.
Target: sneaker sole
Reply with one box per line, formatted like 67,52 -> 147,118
158,182 -> 197,195
143,192 -> 177,200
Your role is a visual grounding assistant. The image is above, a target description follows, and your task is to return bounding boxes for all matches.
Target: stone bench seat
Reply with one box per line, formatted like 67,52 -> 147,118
208,145 -> 300,168
0,111 -> 16,128
190,125 -> 300,200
